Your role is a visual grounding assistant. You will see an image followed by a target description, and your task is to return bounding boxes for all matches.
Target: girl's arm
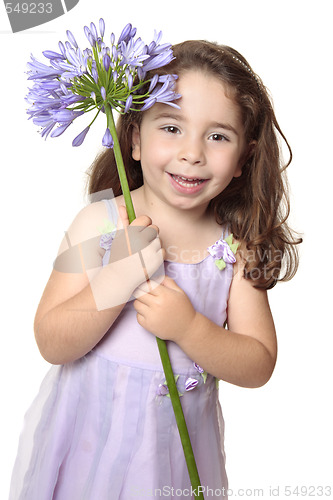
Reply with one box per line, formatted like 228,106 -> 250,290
133,257 -> 277,388
178,269 -> 277,388
34,268 -> 124,365
34,202 -> 163,365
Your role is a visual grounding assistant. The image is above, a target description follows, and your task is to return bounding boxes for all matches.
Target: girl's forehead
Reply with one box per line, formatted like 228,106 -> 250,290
166,70 -> 243,127
176,68 -> 224,86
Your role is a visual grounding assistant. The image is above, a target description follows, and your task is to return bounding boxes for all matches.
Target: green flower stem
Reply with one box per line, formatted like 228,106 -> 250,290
106,105 -> 135,223
105,104 -> 204,499
156,338 -> 204,499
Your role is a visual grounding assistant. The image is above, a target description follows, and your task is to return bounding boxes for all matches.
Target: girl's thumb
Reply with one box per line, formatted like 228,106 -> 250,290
118,205 -> 129,227
162,276 -> 181,291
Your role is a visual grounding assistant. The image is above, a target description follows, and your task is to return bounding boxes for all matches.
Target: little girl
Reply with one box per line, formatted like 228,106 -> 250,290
10,40 -> 301,499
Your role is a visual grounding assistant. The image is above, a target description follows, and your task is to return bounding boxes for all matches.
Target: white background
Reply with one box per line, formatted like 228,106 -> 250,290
1,0 -> 332,498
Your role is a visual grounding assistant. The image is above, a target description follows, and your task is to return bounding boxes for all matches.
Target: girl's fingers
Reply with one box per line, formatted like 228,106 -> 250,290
119,209 -> 159,241
118,205 -> 129,227
133,297 -> 149,314
161,276 -> 181,291
132,275 -> 164,299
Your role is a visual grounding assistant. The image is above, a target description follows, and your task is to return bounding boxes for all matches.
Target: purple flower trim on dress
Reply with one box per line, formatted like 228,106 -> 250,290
207,233 -> 239,271
207,239 -> 236,263
193,362 -> 204,374
157,374 -> 202,396
193,362 -> 208,384
157,375 -> 181,397
184,377 -> 199,391
99,232 -> 115,250
157,365 -> 212,398
157,383 -> 169,396
99,220 -> 116,250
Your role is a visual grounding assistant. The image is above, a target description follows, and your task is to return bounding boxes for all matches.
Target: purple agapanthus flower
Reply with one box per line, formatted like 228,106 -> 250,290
26,20 -> 180,147
141,76 -> 180,111
119,37 -> 149,68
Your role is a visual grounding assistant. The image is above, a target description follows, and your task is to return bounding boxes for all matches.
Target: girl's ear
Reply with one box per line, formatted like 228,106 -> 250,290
131,124 -> 141,161
234,140 -> 257,178
233,163 -> 243,178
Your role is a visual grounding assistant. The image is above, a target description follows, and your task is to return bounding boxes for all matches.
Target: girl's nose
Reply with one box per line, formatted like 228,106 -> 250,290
178,136 -> 205,166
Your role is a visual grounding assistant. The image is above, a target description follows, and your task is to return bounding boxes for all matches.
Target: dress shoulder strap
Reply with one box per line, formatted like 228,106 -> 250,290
220,226 -> 229,241
102,198 -> 119,225
100,199 -> 119,267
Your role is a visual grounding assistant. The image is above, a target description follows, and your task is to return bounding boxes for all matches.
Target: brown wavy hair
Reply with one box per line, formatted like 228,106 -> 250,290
87,40 -> 302,289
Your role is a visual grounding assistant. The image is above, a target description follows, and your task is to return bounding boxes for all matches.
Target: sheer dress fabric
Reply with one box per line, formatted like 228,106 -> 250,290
9,199 -> 232,499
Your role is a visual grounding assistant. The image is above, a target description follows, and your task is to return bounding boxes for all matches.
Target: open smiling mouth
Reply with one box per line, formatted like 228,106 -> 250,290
168,173 -> 207,187
166,172 -> 209,194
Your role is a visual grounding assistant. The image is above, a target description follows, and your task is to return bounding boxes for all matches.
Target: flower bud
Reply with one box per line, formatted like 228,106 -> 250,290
100,87 -> 106,100
124,95 -> 133,113
103,54 -> 111,72
72,126 -> 90,147
102,128 -> 114,148
99,18 -> 105,38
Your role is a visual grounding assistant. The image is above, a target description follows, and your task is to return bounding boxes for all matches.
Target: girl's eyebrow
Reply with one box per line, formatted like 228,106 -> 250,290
152,112 -> 183,121
153,113 -> 239,136
210,121 -> 239,136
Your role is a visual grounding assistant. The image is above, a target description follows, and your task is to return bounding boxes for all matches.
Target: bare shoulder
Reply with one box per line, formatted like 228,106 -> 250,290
35,200 -> 116,326
66,199 -> 118,243
56,199 -> 119,255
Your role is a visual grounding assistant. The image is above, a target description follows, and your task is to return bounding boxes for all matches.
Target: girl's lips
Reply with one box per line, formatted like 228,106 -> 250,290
167,172 -> 208,194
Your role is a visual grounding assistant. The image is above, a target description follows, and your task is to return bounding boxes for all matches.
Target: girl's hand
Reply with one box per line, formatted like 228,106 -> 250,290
133,276 -> 197,343
110,205 -> 162,263
109,205 -> 165,287
90,206 -> 165,311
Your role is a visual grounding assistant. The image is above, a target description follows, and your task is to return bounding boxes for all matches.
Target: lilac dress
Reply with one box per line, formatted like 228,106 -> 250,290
9,200 -> 234,500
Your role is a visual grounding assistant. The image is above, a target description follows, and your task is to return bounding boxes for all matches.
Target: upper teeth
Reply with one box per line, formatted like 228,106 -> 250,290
172,174 -> 205,187
179,176 -> 200,181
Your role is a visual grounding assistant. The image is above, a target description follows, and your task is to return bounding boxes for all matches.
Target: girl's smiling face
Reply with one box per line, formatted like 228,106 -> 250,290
132,70 -> 248,212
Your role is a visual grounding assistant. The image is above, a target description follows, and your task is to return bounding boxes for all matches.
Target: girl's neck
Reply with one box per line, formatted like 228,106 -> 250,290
134,185 -> 213,230
129,185 -> 222,264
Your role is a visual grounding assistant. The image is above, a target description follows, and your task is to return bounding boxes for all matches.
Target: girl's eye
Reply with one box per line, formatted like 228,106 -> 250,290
209,133 -> 227,142
163,126 -> 180,134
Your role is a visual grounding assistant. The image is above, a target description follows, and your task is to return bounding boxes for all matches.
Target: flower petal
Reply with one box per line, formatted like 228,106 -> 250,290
72,126 -> 90,147
50,122 -> 72,138
66,29 -> 78,49
84,26 -> 95,47
148,74 -> 159,94
118,23 -> 133,44
43,50 -> 65,60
